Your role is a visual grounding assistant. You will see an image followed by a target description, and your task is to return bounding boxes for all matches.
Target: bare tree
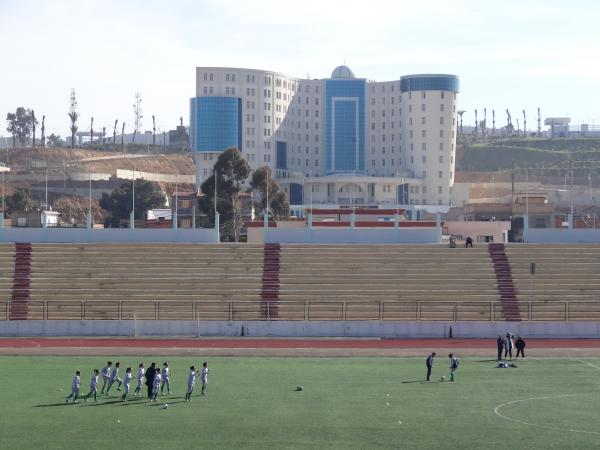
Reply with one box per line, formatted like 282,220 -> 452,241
32,110 -> 36,147
41,115 -> 46,148
121,122 -> 125,153
113,120 -> 118,150
152,115 -> 156,146
89,117 -> 94,148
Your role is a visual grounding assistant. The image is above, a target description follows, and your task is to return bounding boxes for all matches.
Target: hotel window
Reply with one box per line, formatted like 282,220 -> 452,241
225,87 -> 230,95
315,98 -> 319,105
439,155 -> 443,163
203,87 -> 207,95
438,171 -> 443,178
440,130 -> 443,138
422,130 -> 426,138
226,74 -> 230,82
408,105 -> 412,113
421,117 -> 426,125
422,143 -> 426,150
438,186 -> 443,194
409,92 -> 412,99
421,104 -> 426,112
422,156 -> 426,163
246,74 -> 250,82
382,159 -> 386,166
441,91 -> 445,99
440,117 -> 444,125
203,73 -> 207,81
209,73 -> 213,81
421,91 -> 426,99
315,159 -> 319,166
372,160 -> 375,167
410,156 -> 414,163
209,87 -> 213,94
231,87 -> 235,95
440,104 -> 445,112
409,118 -> 413,126
391,97 -> 394,104
409,131 -> 413,138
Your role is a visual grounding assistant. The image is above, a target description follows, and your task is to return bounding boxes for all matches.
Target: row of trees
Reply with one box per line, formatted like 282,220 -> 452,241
6,107 -> 61,147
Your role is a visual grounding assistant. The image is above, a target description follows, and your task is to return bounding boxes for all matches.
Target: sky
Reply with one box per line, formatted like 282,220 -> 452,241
1,0 -> 599,137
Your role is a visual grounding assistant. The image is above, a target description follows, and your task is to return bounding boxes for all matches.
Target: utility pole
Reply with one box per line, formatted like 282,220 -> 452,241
474,109 -> 478,135
113,120 -> 118,150
492,109 -> 496,135
89,117 -> 94,148
523,110 -> 527,137
152,115 -> 156,147
121,122 -> 126,154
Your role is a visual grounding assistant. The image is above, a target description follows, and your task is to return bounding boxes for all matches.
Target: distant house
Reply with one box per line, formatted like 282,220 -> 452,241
10,210 -> 60,227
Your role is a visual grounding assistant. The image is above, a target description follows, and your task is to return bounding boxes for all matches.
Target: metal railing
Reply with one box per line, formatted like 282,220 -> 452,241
2,300 -> 600,322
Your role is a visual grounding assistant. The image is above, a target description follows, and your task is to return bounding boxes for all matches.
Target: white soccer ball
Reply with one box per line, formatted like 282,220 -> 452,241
161,403 -> 169,409
441,376 -> 446,382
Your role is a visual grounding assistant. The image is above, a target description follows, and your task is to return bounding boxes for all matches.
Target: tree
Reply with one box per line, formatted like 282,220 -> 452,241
6,107 -> 37,146
47,134 -> 63,147
68,110 -> 79,149
52,195 -> 107,225
4,189 -> 38,216
198,148 -> 251,240
100,179 -> 166,227
250,166 -> 289,219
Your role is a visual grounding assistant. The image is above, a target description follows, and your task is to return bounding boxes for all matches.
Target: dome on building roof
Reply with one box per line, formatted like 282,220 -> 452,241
331,65 -> 355,79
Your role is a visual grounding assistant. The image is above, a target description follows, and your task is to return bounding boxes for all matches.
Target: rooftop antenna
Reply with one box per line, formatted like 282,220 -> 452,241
474,109 -> 478,135
523,109 -> 527,137
69,88 -> 77,114
133,92 -> 143,133
492,109 -> 496,135
537,107 -> 541,135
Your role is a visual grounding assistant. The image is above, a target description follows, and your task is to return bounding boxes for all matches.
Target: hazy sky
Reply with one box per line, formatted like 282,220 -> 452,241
1,0 -> 599,137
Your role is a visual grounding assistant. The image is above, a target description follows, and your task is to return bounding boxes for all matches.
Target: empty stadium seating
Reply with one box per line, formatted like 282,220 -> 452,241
277,244 -> 501,321
505,244 -> 600,320
1,242 -> 599,322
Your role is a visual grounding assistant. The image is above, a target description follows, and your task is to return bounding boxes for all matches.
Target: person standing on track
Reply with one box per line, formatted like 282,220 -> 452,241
496,335 -> 504,361
426,352 -> 436,381
145,362 -> 156,398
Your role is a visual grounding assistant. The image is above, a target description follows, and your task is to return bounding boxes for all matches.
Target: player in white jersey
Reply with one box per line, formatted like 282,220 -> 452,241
106,361 -> 122,394
200,361 -> 209,395
65,370 -> 81,404
184,366 -> 199,402
133,363 -> 145,396
100,361 -> 112,394
121,367 -> 133,402
84,369 -> 100,402
161,362 -> 171,395
151,368 -> 162,401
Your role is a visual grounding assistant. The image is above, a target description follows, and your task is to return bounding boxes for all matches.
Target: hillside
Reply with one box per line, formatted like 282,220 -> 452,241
457,138 -> 600,173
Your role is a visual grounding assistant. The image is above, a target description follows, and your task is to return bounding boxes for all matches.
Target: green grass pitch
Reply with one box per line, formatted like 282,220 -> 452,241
1,356 -> 599,449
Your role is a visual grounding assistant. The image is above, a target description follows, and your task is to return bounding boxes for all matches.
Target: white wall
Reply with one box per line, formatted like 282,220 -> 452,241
2,320 -> 600,338
0,228 -> 217,243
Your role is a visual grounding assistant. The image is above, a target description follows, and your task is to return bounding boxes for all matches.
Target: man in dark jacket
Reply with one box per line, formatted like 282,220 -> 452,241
425,352 -> 436,381
496,335 -> 504,360
515,337 -> 526,358
145,362 -> 156,398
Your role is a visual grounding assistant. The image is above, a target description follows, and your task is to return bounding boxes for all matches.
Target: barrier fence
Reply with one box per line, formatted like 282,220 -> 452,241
2,300 -> 600,322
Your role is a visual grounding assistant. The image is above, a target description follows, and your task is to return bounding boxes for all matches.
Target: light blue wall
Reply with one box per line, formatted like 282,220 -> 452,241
400,75 -> 460,93
189,96 -> 242,152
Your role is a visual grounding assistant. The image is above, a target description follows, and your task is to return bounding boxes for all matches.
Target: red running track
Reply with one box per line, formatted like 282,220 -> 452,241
1,338 -> 600,349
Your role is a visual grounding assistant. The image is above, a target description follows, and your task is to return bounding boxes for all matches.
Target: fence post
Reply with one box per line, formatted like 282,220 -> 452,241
307,301 -> 311,321
379,302 -> 384,321
453,303 -> 458,322
304,301 -> 309,321
565,302 -> 569,322
489,301 -> 492,321
155,301 -> 159,320
44,301 -> 47,321
193,302 -> 197,321
417,301 -> 422,321
118,301 -> 122,321
528,302 -> 532,321
81,301 -> 84,320
229,302 -> 233,321
342,302 -> 347,321
267,302 -> 271,321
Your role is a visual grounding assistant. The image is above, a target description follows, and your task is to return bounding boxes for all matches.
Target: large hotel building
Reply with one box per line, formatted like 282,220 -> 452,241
190,65 -> 459,207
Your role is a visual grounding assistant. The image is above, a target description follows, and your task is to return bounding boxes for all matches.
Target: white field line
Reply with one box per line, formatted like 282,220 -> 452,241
493,359 -> 600,435
493,394 -> 600,436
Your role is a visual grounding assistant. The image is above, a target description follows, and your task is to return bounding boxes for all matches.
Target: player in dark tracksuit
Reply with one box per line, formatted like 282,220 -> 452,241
515,337 -> 526,358
426,352 -> 436,381
144,362 -> 156,398
497,335 -> 504,360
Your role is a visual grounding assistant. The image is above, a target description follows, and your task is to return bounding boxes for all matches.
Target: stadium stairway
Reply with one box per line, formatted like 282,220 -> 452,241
10,243 -> 32,320
261,243 -> 280,319
488,243 -> 521,321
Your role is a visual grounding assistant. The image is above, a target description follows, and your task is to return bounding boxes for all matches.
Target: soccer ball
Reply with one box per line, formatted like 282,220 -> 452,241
441,376 -> 446,382
296,385 -> 304,391
161,403 -> 169,409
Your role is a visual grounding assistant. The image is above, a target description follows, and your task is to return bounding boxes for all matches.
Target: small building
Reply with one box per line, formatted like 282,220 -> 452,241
10,210 -> 60,227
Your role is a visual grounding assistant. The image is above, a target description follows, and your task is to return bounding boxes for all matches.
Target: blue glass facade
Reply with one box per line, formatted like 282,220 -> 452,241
276,141 -> 287,169
400,75 -> 459,93
324,79 -> 366,174
189,96 -> 242,152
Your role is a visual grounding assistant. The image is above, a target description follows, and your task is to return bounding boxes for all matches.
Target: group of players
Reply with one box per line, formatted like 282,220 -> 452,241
65,360 -> 209,404
425,353 -> 459,382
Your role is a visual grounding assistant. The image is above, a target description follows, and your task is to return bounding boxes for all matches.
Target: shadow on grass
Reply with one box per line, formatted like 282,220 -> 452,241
401,380 -> 442,384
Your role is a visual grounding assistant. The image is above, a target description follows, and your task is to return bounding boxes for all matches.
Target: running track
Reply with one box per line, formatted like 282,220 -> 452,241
2,338 -> 600,349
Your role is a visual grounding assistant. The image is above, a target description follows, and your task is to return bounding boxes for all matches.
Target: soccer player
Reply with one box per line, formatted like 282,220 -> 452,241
65,370 -> 81,404
449,353 -> 459,382
200,361 -> 209,395
106,361 -> 122,394
84,369 -> 100,402
161,362 -> 171,395
145,362 -> 156,399
121,367 -> 133,402
496,335 -> 504,361
151,367 -> 162,402
100,361 -> 112,394
134,363 -> 145,396
515,336 -> 526,359
184,365 -> 198,402
425,352 -> 436,381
